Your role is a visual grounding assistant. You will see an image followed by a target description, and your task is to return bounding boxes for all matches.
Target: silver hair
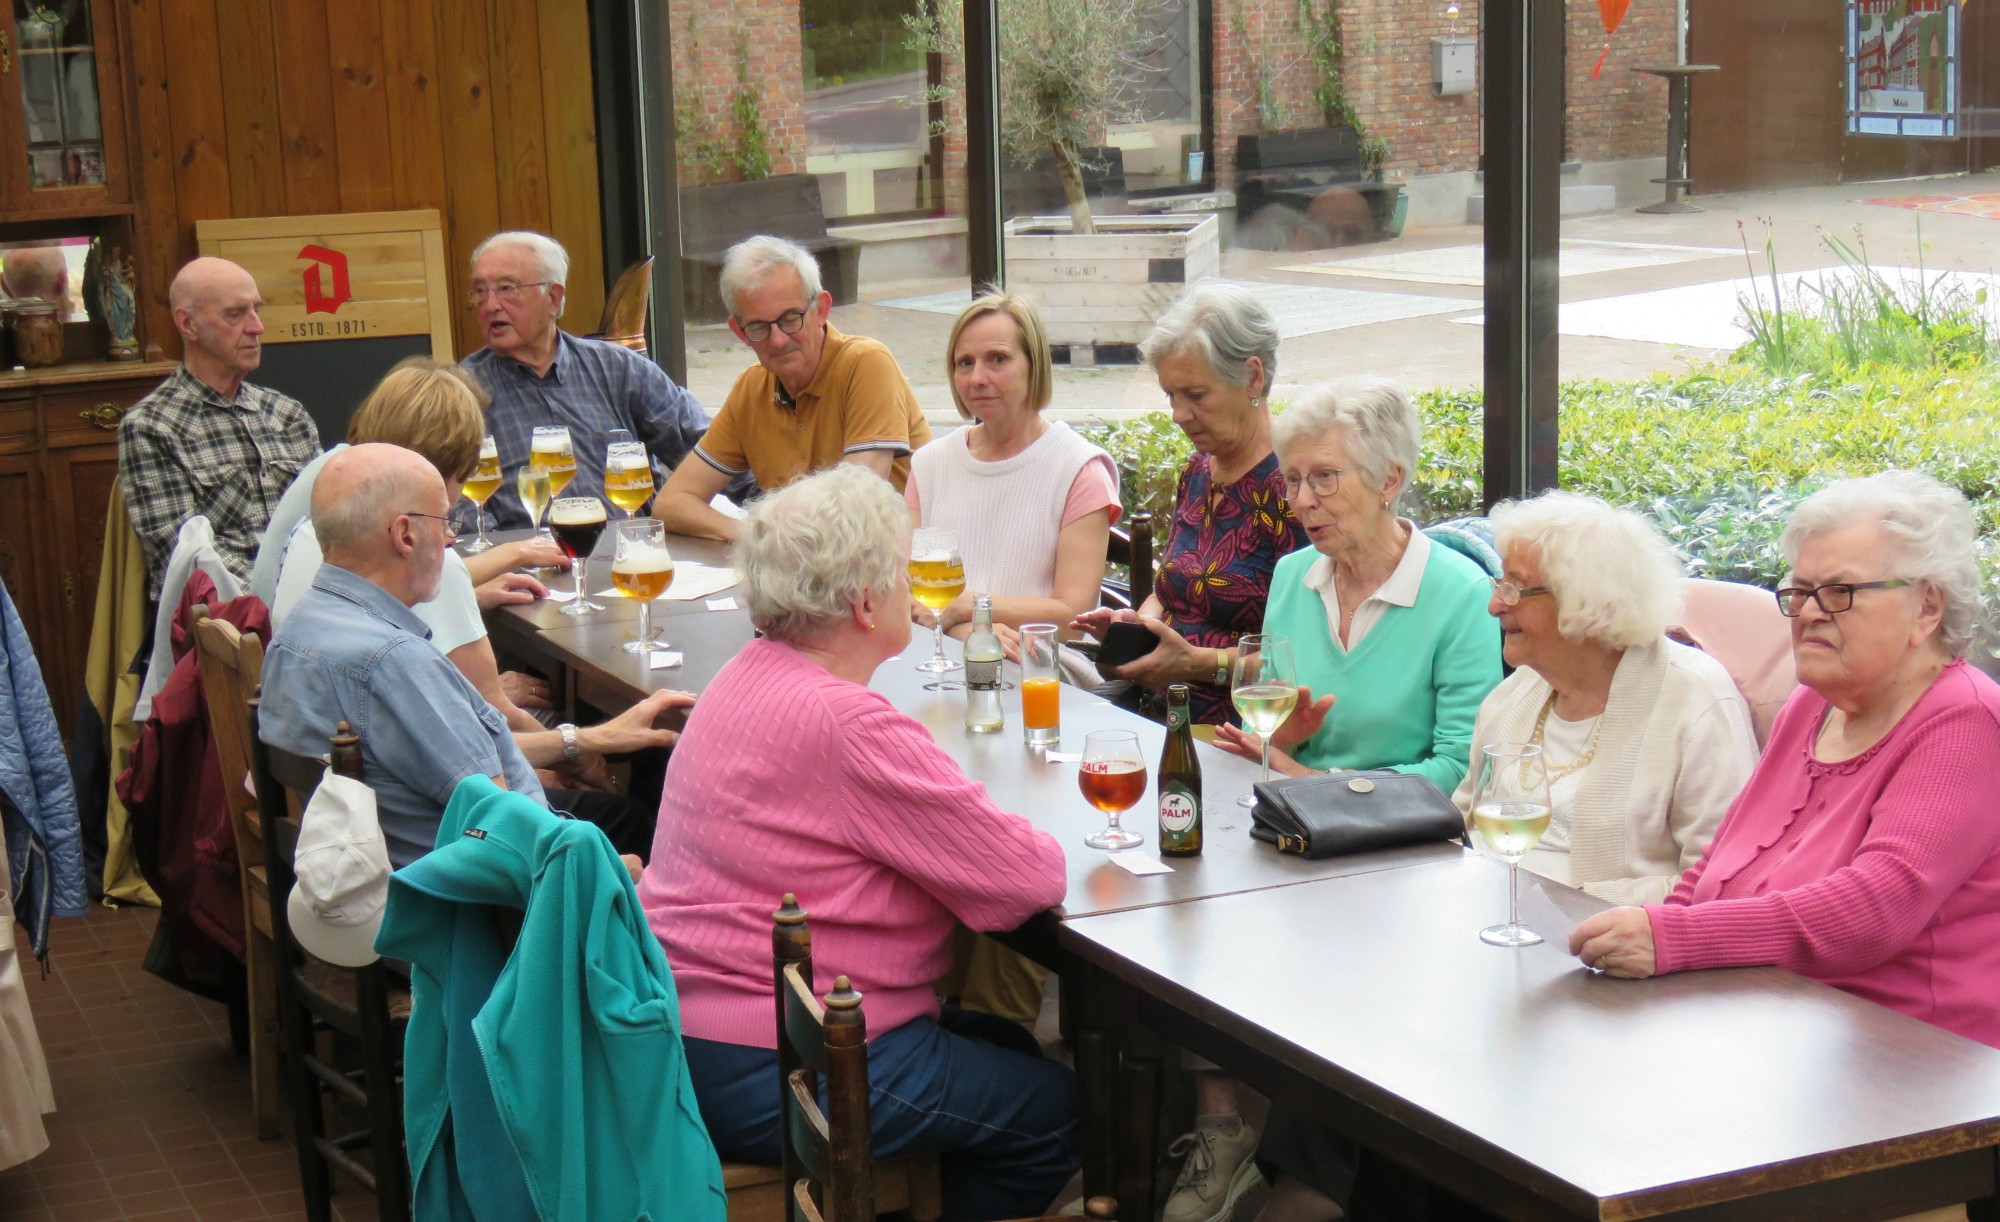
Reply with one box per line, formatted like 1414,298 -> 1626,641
1138,282 -> 1280,391
719,235 -> 824,318
733,464 -> 907,642
1271,377 -> 1422,506
1782,470 -> 1982,659
471,231 -> 570,317
1490,491 -> 1685,649
312,456 -> 435,557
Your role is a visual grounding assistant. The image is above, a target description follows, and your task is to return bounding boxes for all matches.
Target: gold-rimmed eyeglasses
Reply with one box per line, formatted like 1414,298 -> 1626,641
1280,467 -> 1345,498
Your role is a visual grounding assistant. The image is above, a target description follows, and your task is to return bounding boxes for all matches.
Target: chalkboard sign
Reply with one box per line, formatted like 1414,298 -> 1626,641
196,209 -> 453,445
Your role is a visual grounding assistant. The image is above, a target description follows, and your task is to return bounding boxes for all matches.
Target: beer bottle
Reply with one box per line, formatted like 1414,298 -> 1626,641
964,595 -> 1004,734
1158,683 -> 1202,856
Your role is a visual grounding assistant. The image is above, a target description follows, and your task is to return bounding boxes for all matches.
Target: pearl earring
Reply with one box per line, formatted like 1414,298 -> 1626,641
1250,397 -> 1263,409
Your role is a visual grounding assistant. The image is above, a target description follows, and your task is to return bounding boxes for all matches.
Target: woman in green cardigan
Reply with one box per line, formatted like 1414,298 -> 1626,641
1216,376 -> 1501,796
1213,376 -> 1502,1222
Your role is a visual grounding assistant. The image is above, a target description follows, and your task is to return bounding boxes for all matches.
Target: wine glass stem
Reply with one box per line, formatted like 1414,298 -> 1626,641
637,599 -> 651,646
574,558 -> 588,602
931,611 -> 947,662
1507,859 -> 1521,929
1260,738 -> 1272,786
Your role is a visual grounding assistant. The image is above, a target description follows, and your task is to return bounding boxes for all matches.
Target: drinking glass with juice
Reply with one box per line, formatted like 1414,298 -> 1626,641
1021,623 -> 1060,746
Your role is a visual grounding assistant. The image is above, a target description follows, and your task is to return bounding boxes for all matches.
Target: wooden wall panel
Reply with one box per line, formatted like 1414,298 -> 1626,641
127,0 -> 605,362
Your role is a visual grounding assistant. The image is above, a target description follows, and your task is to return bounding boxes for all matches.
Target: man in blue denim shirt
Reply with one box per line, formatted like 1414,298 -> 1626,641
258,444 -> 544,868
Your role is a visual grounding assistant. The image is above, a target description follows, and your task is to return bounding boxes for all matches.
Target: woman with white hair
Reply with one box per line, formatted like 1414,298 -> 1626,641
1573,471 -> 2000,1050
636,464 -> 1079,1219
1071,283 -> 1308,725
1455,491 -> 1758,904
1214,377 -> 1501,791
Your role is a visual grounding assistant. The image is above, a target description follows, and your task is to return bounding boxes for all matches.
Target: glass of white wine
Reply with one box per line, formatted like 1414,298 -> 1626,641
1231,634 -> 1297,808
516,464 -> 552,538
1472,742 -> 1553,948
460,435 -> 502,553
612,518 -> 675,653
909,526 -> 965,677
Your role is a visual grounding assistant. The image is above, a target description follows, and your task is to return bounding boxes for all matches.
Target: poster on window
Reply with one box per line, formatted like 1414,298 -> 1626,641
1848,0 -> 1960,137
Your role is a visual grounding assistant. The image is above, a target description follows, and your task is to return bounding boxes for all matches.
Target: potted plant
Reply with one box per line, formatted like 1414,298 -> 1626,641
910,0 -> 1222,359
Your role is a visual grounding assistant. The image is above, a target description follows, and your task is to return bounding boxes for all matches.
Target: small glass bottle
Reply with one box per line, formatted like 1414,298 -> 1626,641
1158,684 -> 1203,857
964,594 -> 1004,733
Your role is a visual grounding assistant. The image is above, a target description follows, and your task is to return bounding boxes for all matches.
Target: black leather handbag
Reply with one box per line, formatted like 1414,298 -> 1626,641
1250,769 -> 1465,859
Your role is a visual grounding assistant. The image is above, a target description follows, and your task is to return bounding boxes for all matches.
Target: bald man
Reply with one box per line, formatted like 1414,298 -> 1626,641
257,444 -> 544,868
118,256 -> 320,598
1,245 -> 68,303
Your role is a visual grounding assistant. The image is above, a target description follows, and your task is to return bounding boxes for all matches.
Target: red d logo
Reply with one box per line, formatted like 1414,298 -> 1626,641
299,244 -> 351,315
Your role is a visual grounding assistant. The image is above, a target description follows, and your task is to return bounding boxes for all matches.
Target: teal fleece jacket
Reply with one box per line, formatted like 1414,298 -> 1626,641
376,776 -> 725,1222
1262,540 -> 1502,793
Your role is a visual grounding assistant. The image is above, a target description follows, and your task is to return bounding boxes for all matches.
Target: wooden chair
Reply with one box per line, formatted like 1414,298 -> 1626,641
773,894 -> 1111,1222
189,612 -> 282,1140
592,255 -> 655,354
1103,510 -> 1154,611
247,706 -> 412,1222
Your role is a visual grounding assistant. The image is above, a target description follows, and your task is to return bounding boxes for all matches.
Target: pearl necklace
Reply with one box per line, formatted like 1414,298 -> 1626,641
1530,690 -> 1601,783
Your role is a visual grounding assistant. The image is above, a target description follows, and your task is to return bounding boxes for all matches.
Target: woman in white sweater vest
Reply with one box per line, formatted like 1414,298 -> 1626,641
1454,491 -> 1759,904
906,292 -> 1119,634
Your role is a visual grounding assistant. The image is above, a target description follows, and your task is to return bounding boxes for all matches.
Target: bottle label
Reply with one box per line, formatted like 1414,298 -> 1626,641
1166,702 -> 1188,733
966,658 -> 1001,691
1160,783 -> 1199,836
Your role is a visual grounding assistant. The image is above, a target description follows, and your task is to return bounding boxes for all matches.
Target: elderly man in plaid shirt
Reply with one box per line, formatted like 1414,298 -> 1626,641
118,257 -> 321,598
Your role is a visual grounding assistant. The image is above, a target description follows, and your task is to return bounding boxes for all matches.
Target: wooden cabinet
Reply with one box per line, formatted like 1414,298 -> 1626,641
0,359 -> 171,733
0,0 -> 133,216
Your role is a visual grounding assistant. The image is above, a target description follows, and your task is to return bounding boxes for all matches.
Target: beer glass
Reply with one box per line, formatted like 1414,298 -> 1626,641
460,435 -> 502,553
1079,729 -> 1146,851
549,497 -> 608,615
1021,623 -> 1061,747
1472,742 -> 1552,947
612,519 -> 675,653
1231,634 -> 1298,807
531,425 -> 577,497
909,527 -> 965,676
604,441 -> 654,517
516,465 -> 552,537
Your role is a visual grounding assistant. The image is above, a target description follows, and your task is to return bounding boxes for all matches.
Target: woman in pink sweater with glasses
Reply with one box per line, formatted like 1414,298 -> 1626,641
1573,471 -> 2000,1050
637,464 -> 1076,1221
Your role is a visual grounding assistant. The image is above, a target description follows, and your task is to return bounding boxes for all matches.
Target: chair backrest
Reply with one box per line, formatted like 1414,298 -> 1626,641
192,612 -> 266,879
1672,578 -> 1798,749
772,894 -> 874,1222
1104,510 -> 1154,611
593,256 -> 655,353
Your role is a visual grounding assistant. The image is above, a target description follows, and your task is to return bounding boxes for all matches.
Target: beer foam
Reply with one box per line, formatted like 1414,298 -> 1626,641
914,550 -> 956,564
550,500 -> 606,524
613,543 -> 674,571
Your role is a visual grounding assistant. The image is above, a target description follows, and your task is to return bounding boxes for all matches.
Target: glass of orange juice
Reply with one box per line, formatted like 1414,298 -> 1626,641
1021,623 -> 1060,747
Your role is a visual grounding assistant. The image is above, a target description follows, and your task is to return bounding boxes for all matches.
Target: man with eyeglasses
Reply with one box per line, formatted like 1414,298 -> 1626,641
119,256 -> 320,598
460,231 -> 742,529
655,235 -> 931,542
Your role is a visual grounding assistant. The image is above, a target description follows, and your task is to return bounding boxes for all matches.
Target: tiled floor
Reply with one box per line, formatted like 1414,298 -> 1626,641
1,902 -> 379,1221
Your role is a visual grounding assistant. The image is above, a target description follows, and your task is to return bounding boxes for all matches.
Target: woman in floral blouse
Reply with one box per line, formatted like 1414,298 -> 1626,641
1073,283 -> 1307,725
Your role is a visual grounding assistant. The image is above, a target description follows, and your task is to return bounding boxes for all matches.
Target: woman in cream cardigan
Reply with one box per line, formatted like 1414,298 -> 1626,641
1456,491 -> 1758,904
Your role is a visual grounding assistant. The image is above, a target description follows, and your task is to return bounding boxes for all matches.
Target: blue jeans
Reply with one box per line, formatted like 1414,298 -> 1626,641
684,1007 -> 1080,1221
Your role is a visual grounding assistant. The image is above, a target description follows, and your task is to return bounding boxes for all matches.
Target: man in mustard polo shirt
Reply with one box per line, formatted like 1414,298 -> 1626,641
654,236 -> 931,541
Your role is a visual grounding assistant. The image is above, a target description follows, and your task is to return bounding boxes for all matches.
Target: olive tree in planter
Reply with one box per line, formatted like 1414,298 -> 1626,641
910,0 -> 1222,358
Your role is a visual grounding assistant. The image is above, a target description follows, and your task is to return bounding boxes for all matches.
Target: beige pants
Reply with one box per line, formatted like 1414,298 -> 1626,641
0,817 -> 54,1170
953,932 -> 1050,1031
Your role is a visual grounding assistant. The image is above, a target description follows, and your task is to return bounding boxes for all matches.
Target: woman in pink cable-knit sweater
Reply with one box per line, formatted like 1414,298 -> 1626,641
636,464 -> 1077,1221
1573,471 -> 2000,1049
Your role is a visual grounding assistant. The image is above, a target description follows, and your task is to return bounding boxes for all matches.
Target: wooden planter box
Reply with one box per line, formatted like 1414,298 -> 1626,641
1003,213 -> 1222,362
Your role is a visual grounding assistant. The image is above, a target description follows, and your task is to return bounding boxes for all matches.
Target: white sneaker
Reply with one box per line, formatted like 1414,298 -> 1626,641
1161,1119 -> 1263,1222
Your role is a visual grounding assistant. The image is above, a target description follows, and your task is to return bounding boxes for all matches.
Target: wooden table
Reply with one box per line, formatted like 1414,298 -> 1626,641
1062,852 -> 2000,1220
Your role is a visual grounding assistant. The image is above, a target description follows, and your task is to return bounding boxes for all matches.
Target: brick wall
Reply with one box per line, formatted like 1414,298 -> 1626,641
1563,0 -> 1677,163
669,0 -> 808,186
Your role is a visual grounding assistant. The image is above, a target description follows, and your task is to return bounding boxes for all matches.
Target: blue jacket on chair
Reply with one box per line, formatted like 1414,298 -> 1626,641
0,577 -> 84,959
376,775 -> 725,1222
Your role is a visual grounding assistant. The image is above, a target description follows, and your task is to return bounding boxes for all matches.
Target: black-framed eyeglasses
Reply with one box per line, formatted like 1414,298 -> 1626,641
403,511 -> 458,537
1489,577 -> 1552,606
466,281 -> 550,305
1280,467 -> 1345,498
1774,579 -> 1912,617
736,307 -> 810,343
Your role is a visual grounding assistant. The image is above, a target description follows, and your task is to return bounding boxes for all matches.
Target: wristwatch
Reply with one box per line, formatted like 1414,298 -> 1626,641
1213,648 -> 1230,686
557,722 -> 582,764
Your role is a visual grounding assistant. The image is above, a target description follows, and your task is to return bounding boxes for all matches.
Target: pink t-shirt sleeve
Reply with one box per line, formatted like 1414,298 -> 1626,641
1061,453 -> 1121,527
904,479 -> 922,514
